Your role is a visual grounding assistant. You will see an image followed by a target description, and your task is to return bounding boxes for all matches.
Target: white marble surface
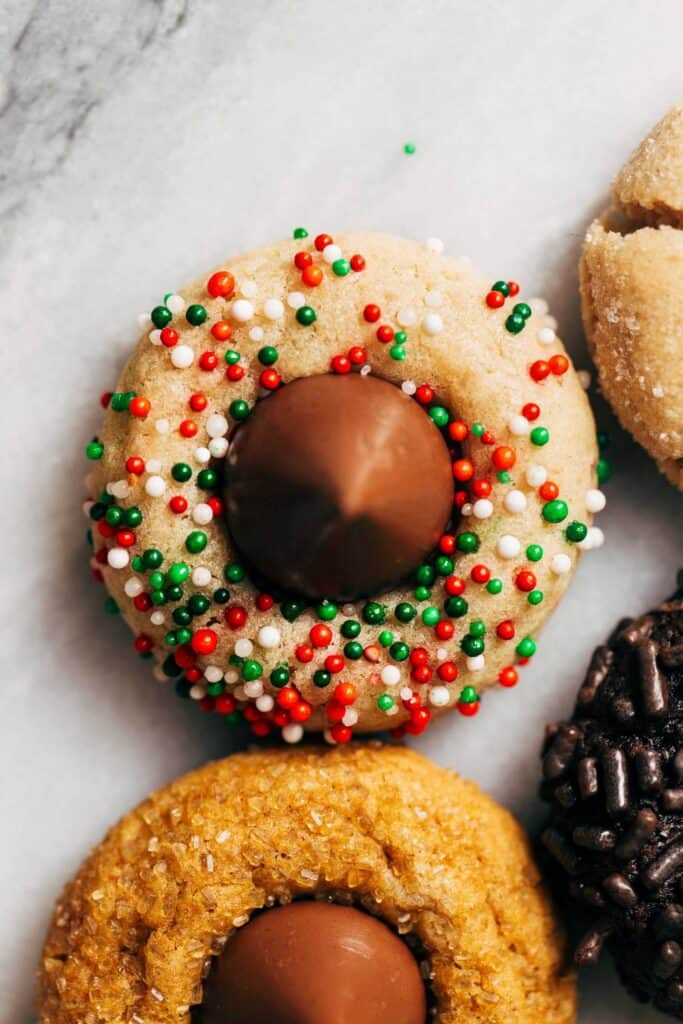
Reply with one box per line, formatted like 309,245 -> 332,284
1,1 -> 682,1021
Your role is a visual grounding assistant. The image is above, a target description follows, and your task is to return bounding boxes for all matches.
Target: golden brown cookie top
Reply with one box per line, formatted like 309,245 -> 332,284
39,744 -> 576,1024
613,106 -> 683,228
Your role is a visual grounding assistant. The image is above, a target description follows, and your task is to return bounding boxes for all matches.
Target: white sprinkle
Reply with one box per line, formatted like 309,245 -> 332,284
150,987 -> 164,1003
107,547 -> 129,569
343,708 -> 358,727
425,289 -> 442,307
426,237 -> 444,253
231,299 -> 254,322
653,385 -> 665,398
244,680 -> 263,699
194,446 -> 211,464
192,567 -> 211,587
504,490 -> 527,514
235,638 -> 253,658
585,489 -> 606,513
467,655 -> 485,671
588,526 -> 605,549
577,369 -> 592,390
124,577 -> 143,598
206,413 -> 229,438
189,684 -> 206,700
397,307 -> 417,327
204,665 -> 223,683
241,280 -> 257,298
551,553 -> 572,575
508,414 -> 528,436
216,830 -> 231,844
283,723 -> 304,744
109,479 -> 131,499
256,694 -> 274,712
150,611 -> 165,626
166,294 -> 185,314
146,459 -> 162,474
360,364 -> 371,376
224,669 -> 239,684
497,534 -> 521,558
148,329 -> 162,346
171,345 -> 194,369
287,291 -> 306,310
249,326 -> 264,342
429,686 -> 450,707
538,327 -> 556,345
401,380 -> 417,395
422,312 -> 443,335
322,243 -> 342,263
209,437 -> 229,458
257,625 -> 281,649
436,648 -> 447,661
526,464 -> 547,487
399,687 -> 413,701
461,502 -> 473,517
145,475 -> 166,497
472,498 -> 493,519
205,854 -> 214,872
264,298 -> 284,320
155,419 -> 170,435
381,665 -> 401,686
137,312 -> 152,330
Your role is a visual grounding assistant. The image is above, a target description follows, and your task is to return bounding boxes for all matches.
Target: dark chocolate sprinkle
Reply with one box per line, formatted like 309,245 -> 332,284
539,575 -> 683,1016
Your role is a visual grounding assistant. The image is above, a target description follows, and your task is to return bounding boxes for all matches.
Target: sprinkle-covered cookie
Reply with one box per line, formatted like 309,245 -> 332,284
541,573 -> 683,1017
85,231 -> 600,740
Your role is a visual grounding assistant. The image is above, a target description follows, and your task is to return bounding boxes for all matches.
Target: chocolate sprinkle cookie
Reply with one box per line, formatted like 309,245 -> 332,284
540,572 -> 683,1017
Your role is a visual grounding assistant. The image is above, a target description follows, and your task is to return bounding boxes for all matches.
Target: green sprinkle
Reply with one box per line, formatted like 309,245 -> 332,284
225,349 -> 241,365
105,506 -> 123,527
491,281 -> 510,297
185,531 -> 207,554
459,685 -> 478,704
296,305 -> 316,326
86,441 -> 104,460
293,227 -> 308,239
229,399 -> 250,421
378,630 -> 393,647
377,694 -> 395,712
526,544 -> 543,562
445,595 -> 468,618
528,590 -> 544,605
197,468 -> 218,490
172,462 -> 192,482
173,607 -> 191,626
566,520 -> 588,543
188,594 -> 210,616
390,344 -> 406,361
103,596 -> 119,614
242,659 -> 262,681
344,641 -> 363,659
225,562 -> 246,583
258,346 -> 278,366
461,635 -> 485,657
456,531 -> 479,553
513,302 -> 532,320
390,642 -> 410,662
469,619 -> 486,637
403,142 -> 416,155
542,499 -> 568,523
471,423 -> 485,438
123,507 -> 142,527
516,636 -> 537,658
363,601 -> 385,625
213,587 -> 230,604
340,619 -> 361,639
142,548 -> 163,570
316,601 -> 338,621
497,470 -> 511,483
150,305 -> 172,329
313,669 -> 331,688
597,457 -> 612,484
186,304 -> 207,326
332,258 -> 351,276
270,666 -> 290,687
434,555 -> 454,576
428,406 -> 450,428
415,564 -> 435,586
395,602 -> 417,623
167,562 -> 190,584
505,312 -> 526,334
422,606 -> 440,626
281,599 -> 304,622
530,426 -> 550,446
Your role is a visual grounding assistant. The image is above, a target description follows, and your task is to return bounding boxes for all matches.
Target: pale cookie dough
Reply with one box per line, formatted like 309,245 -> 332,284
581,107 -> 683,489
38,744 -> 577,1024
85,231 -> 598,739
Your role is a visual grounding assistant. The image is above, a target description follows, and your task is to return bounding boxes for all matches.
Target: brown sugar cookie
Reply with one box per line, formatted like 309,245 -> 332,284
38,744 -> 576,1024
85,231 -> 599,740
580,107 -> 683,490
